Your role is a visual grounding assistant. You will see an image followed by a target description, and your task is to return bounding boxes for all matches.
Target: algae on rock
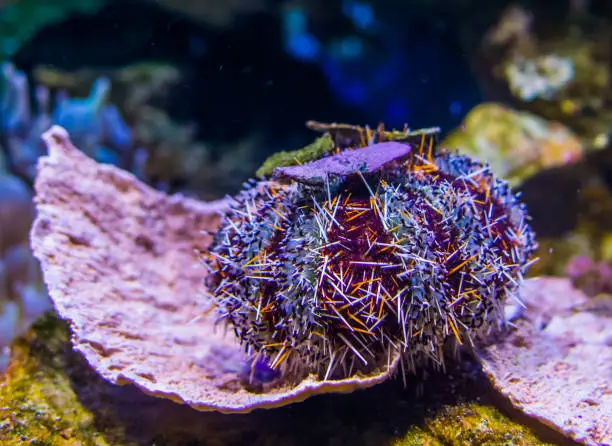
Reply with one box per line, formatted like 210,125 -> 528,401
0,313 -> 554,445
256,134 -> 335,177
0,313 -> 113,445
395,403 -> 552,446
441,103 -> 584,187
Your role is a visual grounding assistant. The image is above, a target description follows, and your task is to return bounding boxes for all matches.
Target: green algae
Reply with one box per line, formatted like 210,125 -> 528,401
396,403 -> 551,446
256,134 -> 336,177
0,313 -> 112,445
0,312 -> 558,445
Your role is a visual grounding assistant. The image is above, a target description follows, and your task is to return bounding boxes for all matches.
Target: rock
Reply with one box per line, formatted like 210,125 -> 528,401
441,103 -> 584,187
476,277 -> 612,446
25,125 -> 602,443
0,313 -> 552,445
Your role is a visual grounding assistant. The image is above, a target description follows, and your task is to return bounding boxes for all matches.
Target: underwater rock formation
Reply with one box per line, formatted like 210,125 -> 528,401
0,313 -> 553,445
479,4 -> 612,146
476,277 -> 612,446
27,125 -> 608,445
441,103 -> 584,186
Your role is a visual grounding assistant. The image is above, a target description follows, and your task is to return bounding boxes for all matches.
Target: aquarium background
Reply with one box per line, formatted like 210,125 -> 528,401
1,0 -> 611,444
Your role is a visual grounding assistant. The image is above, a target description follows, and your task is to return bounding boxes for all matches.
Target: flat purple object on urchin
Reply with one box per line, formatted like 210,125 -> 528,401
272,141 -> 412,185
204,136 -> 538,382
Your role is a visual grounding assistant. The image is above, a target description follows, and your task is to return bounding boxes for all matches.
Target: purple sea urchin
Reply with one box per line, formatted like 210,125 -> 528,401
204,127 -> 538,381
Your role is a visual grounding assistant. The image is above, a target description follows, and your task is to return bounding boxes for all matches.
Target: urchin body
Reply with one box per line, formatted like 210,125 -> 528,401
205,142 -> 537,381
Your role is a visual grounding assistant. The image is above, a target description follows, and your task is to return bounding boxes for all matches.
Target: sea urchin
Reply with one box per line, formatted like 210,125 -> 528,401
203,126 -> 537,382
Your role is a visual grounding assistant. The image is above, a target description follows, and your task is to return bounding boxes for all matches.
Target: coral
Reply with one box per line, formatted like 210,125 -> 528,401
441,103 -> 584,186
0,244 -> 51,356
34,63 -> 194,192
0,313 -> 551,445
0,61 -> 129,362
205,126 -> 537,381
0,62 -> 133,185
476,277 -> 612,446
480,4 -> 612,144
32,63 -> 260,199
0,173 -> 50,369
32,63 -> 180,117
505,55 -> 574,102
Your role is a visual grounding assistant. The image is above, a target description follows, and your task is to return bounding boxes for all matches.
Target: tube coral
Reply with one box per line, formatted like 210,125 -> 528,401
204,127 -> 538,381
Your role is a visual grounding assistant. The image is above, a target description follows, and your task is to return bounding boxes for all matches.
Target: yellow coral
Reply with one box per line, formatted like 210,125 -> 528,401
442,103 -> 583,186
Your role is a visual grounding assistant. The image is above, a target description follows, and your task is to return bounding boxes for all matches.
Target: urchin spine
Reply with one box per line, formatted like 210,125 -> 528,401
204,148 -> 537,381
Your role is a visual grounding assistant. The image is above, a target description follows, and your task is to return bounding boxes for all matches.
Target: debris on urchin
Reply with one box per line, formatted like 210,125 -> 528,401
204,125 -> 538,382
